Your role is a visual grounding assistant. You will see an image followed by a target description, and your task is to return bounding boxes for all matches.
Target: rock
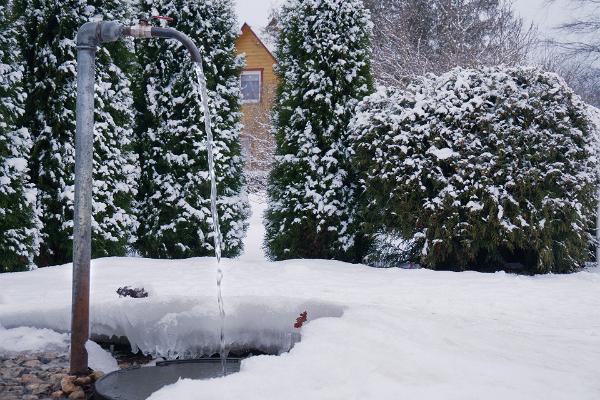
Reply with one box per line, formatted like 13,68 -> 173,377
60,376 -> 77,394
17,355 -> 37,365
21,374 -> 43,384
89,370 -> 104,381
24,359 -> 42,368
1,367 -> 18,379
28,383 -> 52,395
3,385 -> 24,396
26,383 -> 41,392
50,373 -> 68,385
74,376 -> 92,386
50,390 -> 65,399
68,387 -> 85,400
40,352 -> 59,363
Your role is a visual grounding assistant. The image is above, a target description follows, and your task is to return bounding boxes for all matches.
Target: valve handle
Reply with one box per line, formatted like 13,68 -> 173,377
152,15 -> 174,22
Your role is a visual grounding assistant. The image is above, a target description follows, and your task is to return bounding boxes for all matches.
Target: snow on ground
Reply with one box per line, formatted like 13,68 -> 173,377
0,196 -> 599,399
0,325 -> 119,372
86,340 -> 119,373
0,325 -> 69,355
239,193 -> 267,262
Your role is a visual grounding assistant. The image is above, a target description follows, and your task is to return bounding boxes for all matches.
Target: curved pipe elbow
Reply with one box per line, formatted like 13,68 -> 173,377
77,21 -> 203,64
77,21 -> 125,49
150,27 -> 202,63
77,22 -> 101,49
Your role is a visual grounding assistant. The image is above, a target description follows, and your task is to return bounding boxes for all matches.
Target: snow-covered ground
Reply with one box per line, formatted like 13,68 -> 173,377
1,195 -> 599,399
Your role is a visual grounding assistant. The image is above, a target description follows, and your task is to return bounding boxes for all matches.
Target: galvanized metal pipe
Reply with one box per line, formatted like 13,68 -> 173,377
71,21 -> 126,375
71,26 -> 96,376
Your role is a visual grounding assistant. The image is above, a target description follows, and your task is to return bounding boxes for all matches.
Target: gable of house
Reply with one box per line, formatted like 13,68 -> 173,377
235,23 -> 277,104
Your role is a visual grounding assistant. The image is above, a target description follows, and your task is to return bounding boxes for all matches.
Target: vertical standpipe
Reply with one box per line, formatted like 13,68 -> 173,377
71,21 -> 124,375
71,20 -> 204,375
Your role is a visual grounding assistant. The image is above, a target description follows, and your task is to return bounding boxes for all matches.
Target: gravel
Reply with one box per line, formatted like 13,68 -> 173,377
0,351 -> 71,400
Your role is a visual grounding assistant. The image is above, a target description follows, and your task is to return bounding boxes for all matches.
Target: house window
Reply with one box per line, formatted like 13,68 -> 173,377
241,70 -> 261,103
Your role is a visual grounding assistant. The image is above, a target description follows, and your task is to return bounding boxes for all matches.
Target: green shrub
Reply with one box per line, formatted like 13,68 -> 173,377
134,0 -> 249,259
265,0 -> 374,262
351,66 -> 599,273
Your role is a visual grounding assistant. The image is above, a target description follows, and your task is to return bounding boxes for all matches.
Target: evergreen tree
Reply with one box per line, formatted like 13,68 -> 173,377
17,0 -> 138,266
0,0 -> 41,272
88,1 -> 139,257
351,66 -> 599,274
16,0 -> 81,266
265,0 -> 374,262
134,0 -> 249,259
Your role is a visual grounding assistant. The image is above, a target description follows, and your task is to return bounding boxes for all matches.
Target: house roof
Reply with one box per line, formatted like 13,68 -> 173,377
239,23 -> 277,63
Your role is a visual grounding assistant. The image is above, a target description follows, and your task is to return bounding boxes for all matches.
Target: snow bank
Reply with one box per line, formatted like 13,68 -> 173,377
0,325 -> 117,376
0,257 -> 344,359
0,325 -> 68,355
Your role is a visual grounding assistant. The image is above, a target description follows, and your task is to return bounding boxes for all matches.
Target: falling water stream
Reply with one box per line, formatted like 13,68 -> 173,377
194,62 -> 227,376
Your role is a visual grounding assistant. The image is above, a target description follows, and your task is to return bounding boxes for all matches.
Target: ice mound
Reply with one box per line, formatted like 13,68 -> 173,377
0,295 -> 344,359
92,296 -> 344,359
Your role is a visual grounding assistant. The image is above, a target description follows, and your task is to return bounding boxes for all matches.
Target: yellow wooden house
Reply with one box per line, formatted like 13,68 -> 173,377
235,23 -> 278,176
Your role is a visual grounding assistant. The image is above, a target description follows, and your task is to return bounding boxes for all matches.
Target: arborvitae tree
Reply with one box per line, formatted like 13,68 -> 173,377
265,0 -> 374,262
0,0 -> 41,272
16,0 -> 82,266
134,0 -> 249,259
17,0 -> 138,265
351,66 -> 599,274
88,1 -> 139,257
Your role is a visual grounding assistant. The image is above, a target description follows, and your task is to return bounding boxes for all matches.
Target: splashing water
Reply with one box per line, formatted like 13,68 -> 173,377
194,62 -> 227,376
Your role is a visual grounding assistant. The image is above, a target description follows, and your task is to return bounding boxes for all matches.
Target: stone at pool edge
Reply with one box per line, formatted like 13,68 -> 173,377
61,376 -> 78,394
68,387 -> 86,399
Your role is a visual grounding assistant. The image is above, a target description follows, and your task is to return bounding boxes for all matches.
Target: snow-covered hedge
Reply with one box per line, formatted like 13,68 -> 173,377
134,0 -> 249,259
351,66 -> 599,273
0,0 -> 41,272
265,0 -> 373,262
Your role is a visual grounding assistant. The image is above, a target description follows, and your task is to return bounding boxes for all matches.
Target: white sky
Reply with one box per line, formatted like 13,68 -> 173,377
233,0 -> 583,35
235,0 -> 282,29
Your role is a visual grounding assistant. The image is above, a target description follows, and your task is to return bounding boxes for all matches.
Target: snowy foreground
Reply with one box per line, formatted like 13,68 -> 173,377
1,196 -> 600,399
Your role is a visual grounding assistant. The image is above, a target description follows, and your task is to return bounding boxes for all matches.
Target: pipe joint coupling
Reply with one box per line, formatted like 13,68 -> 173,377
125,25 -> 153,39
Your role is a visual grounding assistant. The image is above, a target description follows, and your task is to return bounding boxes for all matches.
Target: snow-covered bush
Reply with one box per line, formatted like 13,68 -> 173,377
0,0 -> 41,272
134,0 -> 249,258
363,230 -> 415,269
351,66 -> 599,273
265,0 -> 374,262
16,0 -> 138,265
